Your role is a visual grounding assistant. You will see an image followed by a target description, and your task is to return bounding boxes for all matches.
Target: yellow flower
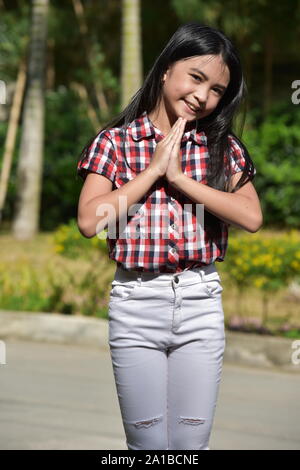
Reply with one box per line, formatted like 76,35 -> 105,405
291,260 -> 300,270
254,277 -> 266,288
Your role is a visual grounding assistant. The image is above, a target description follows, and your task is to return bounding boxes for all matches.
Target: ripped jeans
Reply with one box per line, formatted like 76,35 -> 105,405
108,263 -> 226,450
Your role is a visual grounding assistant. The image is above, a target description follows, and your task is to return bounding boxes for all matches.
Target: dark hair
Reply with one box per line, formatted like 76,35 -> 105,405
78,22 -> 256,237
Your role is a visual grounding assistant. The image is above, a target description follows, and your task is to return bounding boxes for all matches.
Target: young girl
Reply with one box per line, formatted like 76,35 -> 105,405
76,23 -> 263,450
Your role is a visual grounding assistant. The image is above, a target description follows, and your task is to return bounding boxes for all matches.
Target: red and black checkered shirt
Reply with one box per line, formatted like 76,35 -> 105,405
77,111 -> 256,273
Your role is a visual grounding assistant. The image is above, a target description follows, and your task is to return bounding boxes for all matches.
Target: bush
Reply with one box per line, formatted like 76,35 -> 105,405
53,218 -> 108,259
243,102 -> 300,227
224,228 -> 300,327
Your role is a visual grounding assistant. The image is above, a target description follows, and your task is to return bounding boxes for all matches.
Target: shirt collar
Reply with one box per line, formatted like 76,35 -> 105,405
128,110 -> 207,146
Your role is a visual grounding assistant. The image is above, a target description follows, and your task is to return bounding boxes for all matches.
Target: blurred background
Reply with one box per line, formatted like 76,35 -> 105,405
0,0 -> 300,337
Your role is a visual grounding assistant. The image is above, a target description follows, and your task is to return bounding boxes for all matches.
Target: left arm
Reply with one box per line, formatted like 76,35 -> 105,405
169,172 -> 263,233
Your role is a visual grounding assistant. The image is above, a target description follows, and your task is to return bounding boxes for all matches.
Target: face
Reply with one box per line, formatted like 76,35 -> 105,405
160,55 -> 230,126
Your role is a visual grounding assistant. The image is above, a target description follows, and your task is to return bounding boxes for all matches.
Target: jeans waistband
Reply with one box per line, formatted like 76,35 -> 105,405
113,263 -> 220,287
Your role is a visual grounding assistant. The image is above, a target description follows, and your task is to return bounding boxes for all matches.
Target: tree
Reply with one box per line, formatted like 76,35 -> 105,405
121,0 -> 143,108
12,0 -> 49,239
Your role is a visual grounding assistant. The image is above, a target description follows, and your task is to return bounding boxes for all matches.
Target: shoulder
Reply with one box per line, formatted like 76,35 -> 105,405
225,133 -> 249,168
86,127 -> 126,157
99,120 -> 139,146
227,133 -> 246,156
91,113 -> 148,149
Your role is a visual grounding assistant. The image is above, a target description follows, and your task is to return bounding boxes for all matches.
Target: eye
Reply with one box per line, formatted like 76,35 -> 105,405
213,88 -> 224,96
191,74 -> 224,95
191,74 -> 202,82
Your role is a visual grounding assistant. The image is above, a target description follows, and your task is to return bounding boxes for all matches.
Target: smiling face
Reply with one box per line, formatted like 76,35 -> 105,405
149,54 -> 230,133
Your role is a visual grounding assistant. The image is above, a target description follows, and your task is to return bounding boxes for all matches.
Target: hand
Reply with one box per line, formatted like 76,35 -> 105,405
148,117 -> 186,178
165,117 -> 186,184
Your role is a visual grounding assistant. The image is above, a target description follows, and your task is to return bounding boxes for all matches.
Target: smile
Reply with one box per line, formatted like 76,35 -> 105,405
183,100 -> 200,114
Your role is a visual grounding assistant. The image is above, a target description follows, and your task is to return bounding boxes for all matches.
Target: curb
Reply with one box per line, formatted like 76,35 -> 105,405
0,310 -> 299,373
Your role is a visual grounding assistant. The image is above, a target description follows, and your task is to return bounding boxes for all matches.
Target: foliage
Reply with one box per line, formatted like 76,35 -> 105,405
224,228 -> 300,327
53,218 -> 108,259
243,102 -> 300,227
0,2 -> 30,80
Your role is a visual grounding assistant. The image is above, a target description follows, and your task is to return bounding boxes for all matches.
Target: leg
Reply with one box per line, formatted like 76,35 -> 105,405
109,346 -> 168,450
167,337 -> 225,450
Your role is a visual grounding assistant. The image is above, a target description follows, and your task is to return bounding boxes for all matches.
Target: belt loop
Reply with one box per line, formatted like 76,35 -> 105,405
137,272 -> 142,286
199,268 -> 204,282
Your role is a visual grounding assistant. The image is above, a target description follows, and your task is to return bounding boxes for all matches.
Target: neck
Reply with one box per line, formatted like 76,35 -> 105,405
148,106 -> 196,136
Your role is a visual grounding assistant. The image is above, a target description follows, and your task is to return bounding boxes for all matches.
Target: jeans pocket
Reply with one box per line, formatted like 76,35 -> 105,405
205,278 -> 223,298
109,280 -> 139,303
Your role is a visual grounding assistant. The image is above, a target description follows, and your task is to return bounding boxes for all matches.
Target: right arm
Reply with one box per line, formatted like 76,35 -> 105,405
77,166 -> 161,238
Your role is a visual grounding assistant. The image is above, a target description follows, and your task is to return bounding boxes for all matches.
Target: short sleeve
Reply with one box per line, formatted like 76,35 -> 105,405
227,134 -> 256,176
77,131 -> 117,182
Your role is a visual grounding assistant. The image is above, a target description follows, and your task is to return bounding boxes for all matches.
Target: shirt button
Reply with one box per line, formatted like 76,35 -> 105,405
170,247 -> 177,254
171,223 -> 176,230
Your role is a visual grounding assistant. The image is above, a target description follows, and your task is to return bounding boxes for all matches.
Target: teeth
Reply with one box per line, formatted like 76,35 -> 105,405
186,101 -> 198,111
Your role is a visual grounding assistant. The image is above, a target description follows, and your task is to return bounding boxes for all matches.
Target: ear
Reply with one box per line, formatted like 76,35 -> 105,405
162,66 -> 171,82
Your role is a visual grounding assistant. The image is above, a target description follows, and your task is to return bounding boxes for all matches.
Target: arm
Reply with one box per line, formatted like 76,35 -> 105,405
169,171 -> 263,233
77,166 -> 160,238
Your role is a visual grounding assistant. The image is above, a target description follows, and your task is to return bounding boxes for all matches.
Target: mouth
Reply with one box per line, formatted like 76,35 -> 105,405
183,99 -> 201,114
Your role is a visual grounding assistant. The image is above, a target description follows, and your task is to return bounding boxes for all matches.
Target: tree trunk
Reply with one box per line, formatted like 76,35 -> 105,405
121,0 -> 143,109
0,57 -> 27,224
12,0 -> 49,239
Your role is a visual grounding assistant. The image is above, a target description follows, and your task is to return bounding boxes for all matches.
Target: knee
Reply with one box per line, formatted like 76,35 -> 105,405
169,417 -> 211,450
126,415 -> 168,450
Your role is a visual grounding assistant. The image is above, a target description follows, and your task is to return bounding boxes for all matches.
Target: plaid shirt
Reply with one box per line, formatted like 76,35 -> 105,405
77,111 -> 256,273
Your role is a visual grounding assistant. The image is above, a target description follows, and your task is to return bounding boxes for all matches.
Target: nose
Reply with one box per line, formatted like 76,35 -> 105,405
193,87 -> 208,108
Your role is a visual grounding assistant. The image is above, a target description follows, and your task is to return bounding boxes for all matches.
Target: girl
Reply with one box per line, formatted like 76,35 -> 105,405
76,23 -> 263,450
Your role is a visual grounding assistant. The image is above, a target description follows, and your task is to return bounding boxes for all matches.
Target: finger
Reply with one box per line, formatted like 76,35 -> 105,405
173,118 -> 186,141
173,118 -> 187,146
170,121 -> 185,150
168,118 -> 185,142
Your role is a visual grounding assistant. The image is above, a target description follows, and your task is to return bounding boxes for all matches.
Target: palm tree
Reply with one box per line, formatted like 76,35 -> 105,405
121,0 -> 143,109
12,0 -> 49,239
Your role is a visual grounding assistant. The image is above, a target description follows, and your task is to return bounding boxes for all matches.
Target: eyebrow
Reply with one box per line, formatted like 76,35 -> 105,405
189,67 -> 228,90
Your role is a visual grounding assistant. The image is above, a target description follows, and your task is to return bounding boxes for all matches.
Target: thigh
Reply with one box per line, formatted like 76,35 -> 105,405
167,337 -> 225,450
109,346 -> 169,450
167,275 -> 226,450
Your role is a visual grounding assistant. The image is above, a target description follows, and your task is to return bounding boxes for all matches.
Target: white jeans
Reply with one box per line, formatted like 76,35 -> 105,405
108,263 -> 226,450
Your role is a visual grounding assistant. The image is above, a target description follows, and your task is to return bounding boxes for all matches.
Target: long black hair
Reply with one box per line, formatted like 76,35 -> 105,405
77,22 -> 256,236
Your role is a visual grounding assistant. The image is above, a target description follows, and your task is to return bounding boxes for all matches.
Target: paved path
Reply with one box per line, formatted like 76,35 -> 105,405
0,339 -> 299,450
